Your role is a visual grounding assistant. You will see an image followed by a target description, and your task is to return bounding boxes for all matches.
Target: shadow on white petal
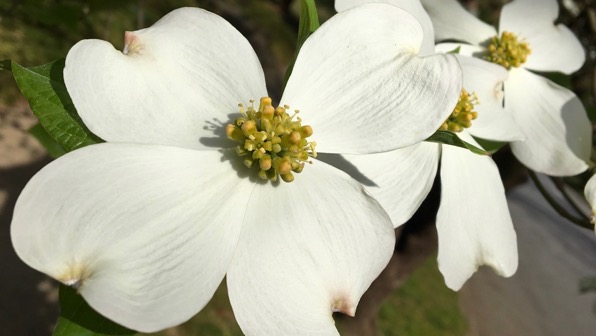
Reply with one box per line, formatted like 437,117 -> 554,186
507,68 -> 590,175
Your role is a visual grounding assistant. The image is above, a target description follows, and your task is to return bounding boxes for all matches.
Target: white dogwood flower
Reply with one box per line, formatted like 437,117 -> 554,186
420,0 -> 592,176
11,5 -> 462,334
334,0 -> 518,290
584,174 -> 596,233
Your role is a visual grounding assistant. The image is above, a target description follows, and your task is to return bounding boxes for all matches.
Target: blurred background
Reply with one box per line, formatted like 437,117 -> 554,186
0,0 -> 595,335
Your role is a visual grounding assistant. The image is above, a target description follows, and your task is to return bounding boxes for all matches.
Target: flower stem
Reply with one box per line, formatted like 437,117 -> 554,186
549,176 -> 588,218
528,170 -> 593,230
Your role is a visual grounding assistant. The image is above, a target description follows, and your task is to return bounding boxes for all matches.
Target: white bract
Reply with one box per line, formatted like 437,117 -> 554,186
11,5 -> 463,334
421,0 -> 591,176
584,174 -> 596,233
335,0 -> 518,290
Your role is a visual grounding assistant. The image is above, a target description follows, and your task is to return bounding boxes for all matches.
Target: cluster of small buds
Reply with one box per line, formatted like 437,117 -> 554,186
439,89 -> 479,133
485,31 -> 531,69
226,97 -> 317,183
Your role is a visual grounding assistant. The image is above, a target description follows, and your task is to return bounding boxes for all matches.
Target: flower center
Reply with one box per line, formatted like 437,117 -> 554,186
439,89 -> 479,133
485,31 -> 531,69
226,97 -> 317,183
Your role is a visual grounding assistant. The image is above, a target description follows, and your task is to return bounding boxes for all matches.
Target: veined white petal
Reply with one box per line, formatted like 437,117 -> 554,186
452,54 -> 524,142
507,68 -> 591,176
320,142 -> 440,228
437,136 -> 518,290
11,144 -> 254,332
227,160 -> 395,335
64,7 -> 267,150
420,0 -> 496,45
282,3 -> 462,154
499,0 -> 584,74
334,0 -> 436,56
584,175 -> 596,232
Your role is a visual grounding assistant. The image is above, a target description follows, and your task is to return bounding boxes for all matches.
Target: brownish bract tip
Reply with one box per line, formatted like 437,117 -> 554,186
332,297 -> 356,317
123,31 -> 142,55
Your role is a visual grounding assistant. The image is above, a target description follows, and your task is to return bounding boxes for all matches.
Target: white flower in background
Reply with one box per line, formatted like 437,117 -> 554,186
584,174 -> 596,233
11,5 -> 462,334
335,0 -> 518,290
420,0 -> 592,176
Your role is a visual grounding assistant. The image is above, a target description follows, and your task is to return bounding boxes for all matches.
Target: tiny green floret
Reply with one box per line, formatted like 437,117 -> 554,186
226,97 -> 317,183
439,89 -> 479,133
485,31 -> 531,69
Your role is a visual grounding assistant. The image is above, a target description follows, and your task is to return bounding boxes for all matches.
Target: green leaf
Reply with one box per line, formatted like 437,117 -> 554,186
542,71 -> 572,89
282,0 -> 320,90
11,59 -> 102,153
426,130 -> 489,156
586,105 -> 596,123
54,284 -> 136,336
29,123 -> 67,158
294,0 -> 320,54
0,59 -> 11,71
446,46 -> 461,54
473,137 -> 506,154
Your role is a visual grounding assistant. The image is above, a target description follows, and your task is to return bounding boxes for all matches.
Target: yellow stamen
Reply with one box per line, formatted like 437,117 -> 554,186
226,97 -> 316,183
485,31 -> 531,69
439,89 -> 479,133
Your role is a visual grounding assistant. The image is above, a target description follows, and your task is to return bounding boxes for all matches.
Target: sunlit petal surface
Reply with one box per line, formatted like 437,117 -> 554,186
334,0 -> 435,56
11,144 -> 254,332
420,0 -> 496,45
499,0 -> 584,74
437,134 -> 518,290
64,8 -> 267,150
450,54 -> 524,142
227,160 -> 395,335
282,3 -> 461,154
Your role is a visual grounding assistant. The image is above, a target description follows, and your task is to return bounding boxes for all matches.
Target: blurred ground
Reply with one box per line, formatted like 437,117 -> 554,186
460,179 -> 596,336
0,102 -> 56,335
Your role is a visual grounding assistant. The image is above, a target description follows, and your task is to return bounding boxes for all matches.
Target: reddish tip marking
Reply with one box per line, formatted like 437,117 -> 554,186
124,31 -> 136,46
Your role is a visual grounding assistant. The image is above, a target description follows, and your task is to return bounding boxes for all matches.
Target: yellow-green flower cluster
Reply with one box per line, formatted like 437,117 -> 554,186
439,89 -> 479,133
226,97 -> 317,183
485,31 -> 531,69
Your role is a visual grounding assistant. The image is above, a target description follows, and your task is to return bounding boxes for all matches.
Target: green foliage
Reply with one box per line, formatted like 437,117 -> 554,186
474,137 -> 506,154
143,260 -> 466,336
0,59 -> 11,71
377,256 -> 467,336
294,0 -> 320,54
54,284 -> 136,336
142,281 -> 243,336
543,71 -> 572,89
28,123 -> 67,158
446,45 -> 461,54
426,130 -> 489,155
11,59 -> 101,152
587,106 -> 596,123
282,0 -> 320,90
